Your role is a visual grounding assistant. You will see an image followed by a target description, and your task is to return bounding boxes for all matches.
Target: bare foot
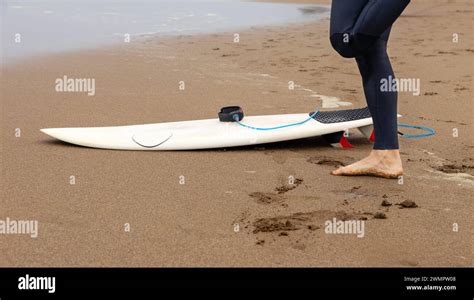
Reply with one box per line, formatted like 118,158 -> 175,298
331,150 -> 403,179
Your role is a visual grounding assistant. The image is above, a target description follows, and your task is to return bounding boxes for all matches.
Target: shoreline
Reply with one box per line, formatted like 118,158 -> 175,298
1,0 -> 473,267
1,1 -> 330,66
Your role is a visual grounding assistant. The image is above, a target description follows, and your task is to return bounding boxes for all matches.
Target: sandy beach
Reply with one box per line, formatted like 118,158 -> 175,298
1,0 -> 472,267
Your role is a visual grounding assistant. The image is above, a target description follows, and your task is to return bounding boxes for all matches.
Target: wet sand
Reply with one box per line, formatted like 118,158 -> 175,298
0,0 -> 472,267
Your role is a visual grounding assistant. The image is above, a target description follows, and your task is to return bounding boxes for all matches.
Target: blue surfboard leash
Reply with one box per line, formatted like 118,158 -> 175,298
235,110 -> 320,131
235,109 -> 435,139
397,123 -> 435,139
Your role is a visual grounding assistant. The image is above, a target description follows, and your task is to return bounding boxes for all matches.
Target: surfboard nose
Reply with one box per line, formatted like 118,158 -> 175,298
41,128 -> 77,141
40,127 -> 91,145
40,127 -> 116,147
40,128 -> 61,139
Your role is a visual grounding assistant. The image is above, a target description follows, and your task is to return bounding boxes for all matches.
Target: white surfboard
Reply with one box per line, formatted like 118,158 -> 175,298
40,107 -> 378,150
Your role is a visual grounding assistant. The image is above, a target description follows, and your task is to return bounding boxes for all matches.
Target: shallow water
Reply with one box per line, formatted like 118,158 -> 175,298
1,0 -> 329,63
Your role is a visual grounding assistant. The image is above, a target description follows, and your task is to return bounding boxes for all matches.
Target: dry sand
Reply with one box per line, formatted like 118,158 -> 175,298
0,0 -> 472,267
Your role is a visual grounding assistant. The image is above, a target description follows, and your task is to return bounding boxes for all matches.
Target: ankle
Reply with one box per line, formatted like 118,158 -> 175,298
371,149 -> 400,159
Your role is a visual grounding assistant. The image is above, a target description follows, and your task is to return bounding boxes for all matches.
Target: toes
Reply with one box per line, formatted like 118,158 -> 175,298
331,167 -> 346,175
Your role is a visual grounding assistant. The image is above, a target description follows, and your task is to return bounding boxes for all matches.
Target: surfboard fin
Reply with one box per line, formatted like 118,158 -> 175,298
323,131 -> 353,149
358,125 -> 374,142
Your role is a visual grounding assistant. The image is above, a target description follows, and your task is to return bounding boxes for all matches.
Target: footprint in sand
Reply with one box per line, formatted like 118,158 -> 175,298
306,156 -> 352,167
274,178 -> 303,194
252,210 -> 367,234
248,178 -> 304,205
432,162 -> 474,176
249,192 -> 285,205
416,152 -> 474,185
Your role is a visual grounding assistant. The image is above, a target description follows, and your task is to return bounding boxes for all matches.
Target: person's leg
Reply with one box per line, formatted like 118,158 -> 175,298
357,38 -> 399,150
331,34 -> 403,179
328,0 -> 410,179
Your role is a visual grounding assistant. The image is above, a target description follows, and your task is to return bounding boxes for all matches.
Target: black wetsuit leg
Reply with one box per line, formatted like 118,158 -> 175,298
329,0 -> 410,150
356,36 -> 399,149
